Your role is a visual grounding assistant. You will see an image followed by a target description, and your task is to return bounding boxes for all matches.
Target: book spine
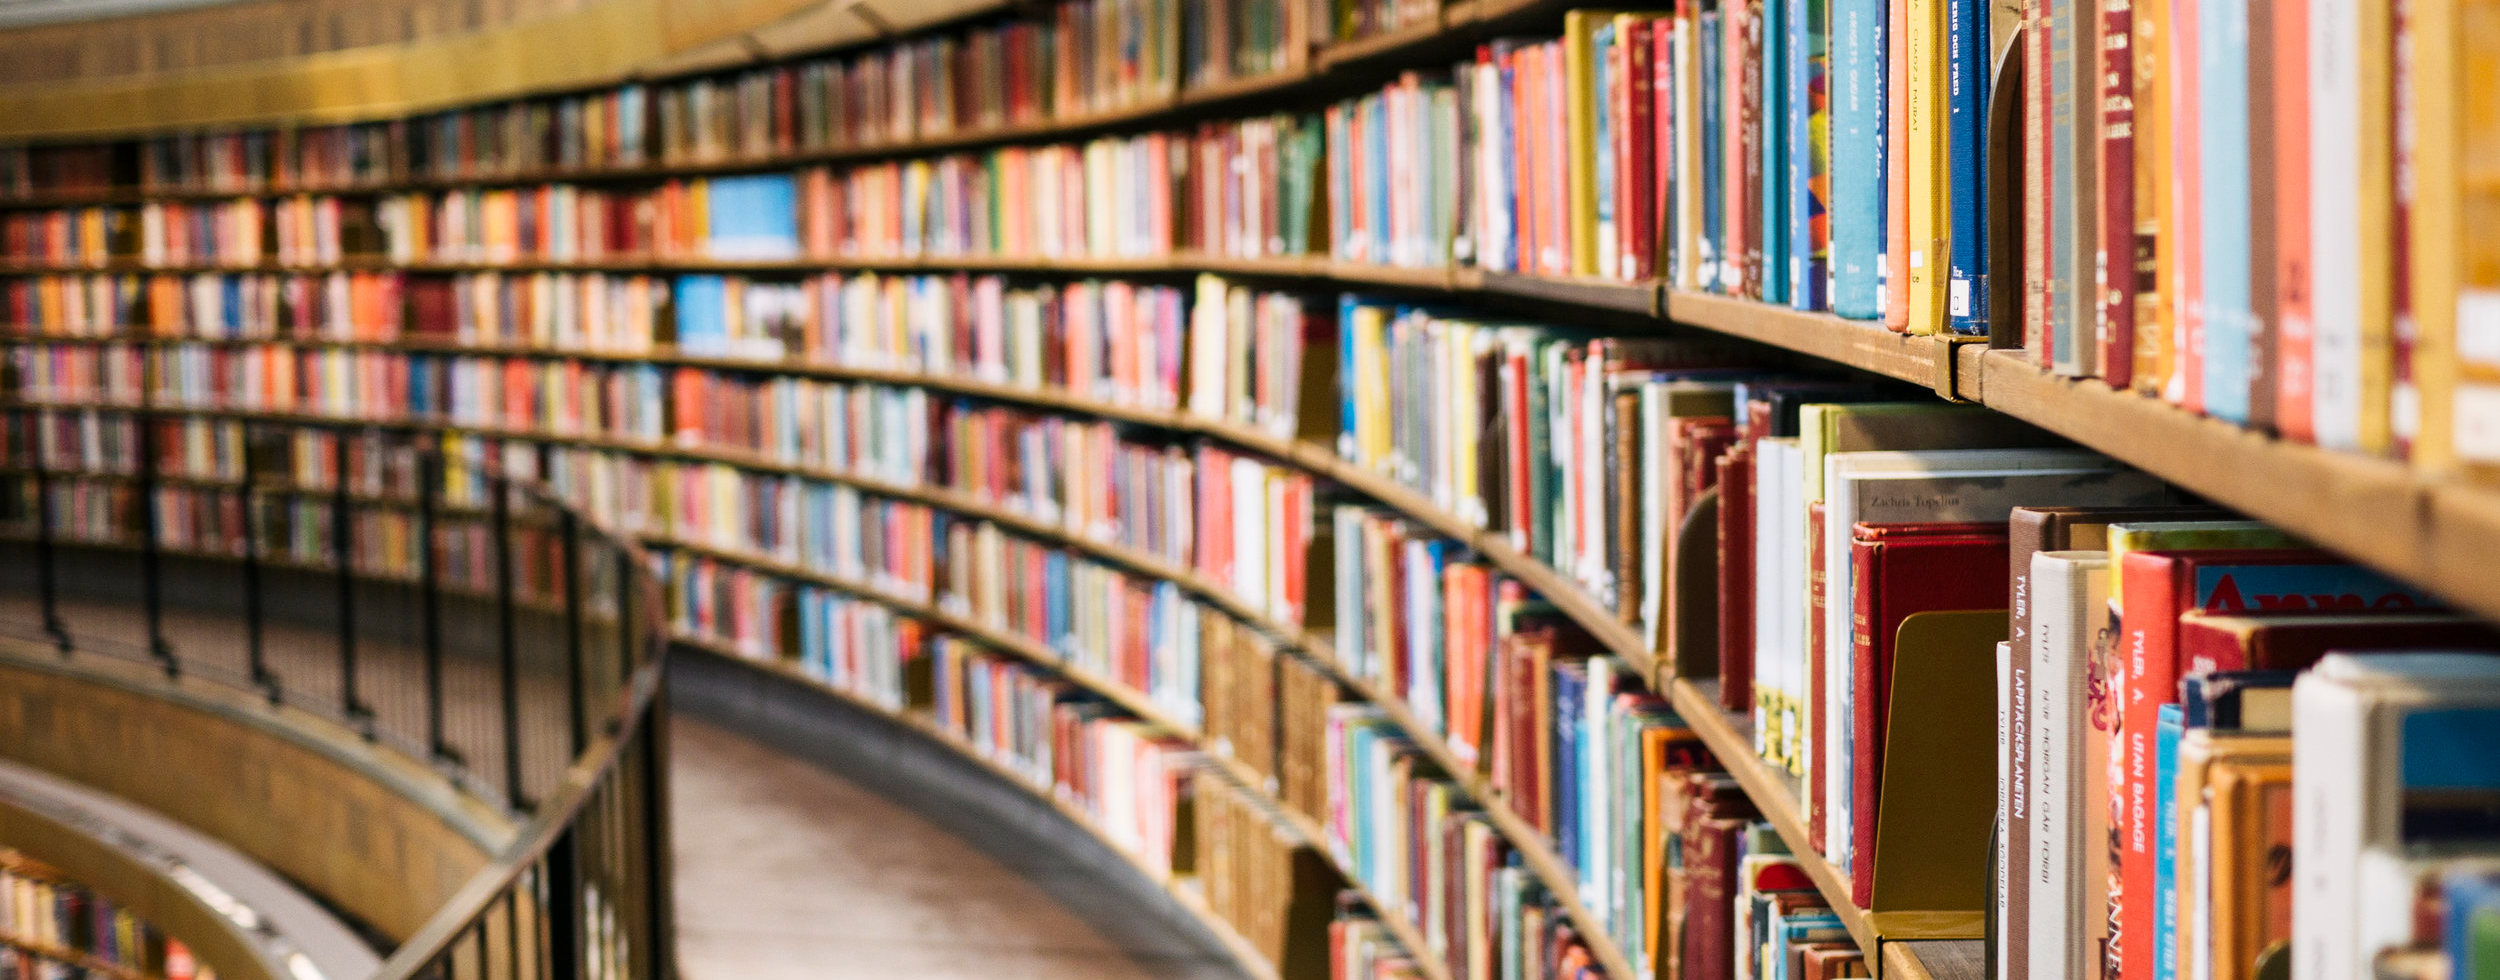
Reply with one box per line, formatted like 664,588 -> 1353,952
2114,553 -> 2185,980
1847,534 -> 1880,906
2097,0 -> 2137,382
2305,0 -> 2377,451
2166,0 -> 2203,411
1944,0 -> 1989,335
2046,0 -> 2078,364
2028,0 -> 2054,361
2271,0 -> 2315,442
2196,0 -> 2255,425
2244,0 -> 2280,436
1830,0 -> 1886,319
1996,637 -> 2020,980
1903,0 -> 1950,336
1763,0 -> 1792,307
1716,442 -> 1754,711
1884,0 -> 1910,330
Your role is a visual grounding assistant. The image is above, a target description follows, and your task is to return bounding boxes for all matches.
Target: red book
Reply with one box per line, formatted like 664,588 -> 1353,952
1678,773 -> 1758,980
2110,549 -> 2439,979
2174,610 -> 2500,676
1622,19 -> 1658,281
1715,440 -> 1755,711
1653,22 -> 1677,281
2097,0 -> 2135,385
1846,522 -> 2009,907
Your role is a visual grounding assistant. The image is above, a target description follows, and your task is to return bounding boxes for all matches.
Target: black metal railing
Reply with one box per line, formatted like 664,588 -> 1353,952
0,406 -> 674,980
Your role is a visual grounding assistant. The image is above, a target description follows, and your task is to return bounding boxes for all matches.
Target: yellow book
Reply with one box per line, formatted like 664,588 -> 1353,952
2134,0 -> 2174,394
2359,0 -> 2398,454
1902,0 -> 1951,334
1677,13 -> 1705,290
1564,11 -> 1635,279
2410,0 -> 2500,476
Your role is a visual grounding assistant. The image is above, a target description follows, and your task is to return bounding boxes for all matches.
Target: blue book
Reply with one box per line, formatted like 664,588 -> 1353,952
2445,869 -> 2500,979
1045,550 -> 1070,655
703,174 -> 800,259
1553,663 -> 1586,869
2156,703 -> 2184,980
1790,0 -> 1830,311
1406,538 -> 1450,729
1367,95 -> 1391,265
1829,0 -> 1885,317
674,275 -> 729,353
1700,12 -> 1725,293
2198,0 -> 2255,420
1943,0 -> 1991,334
1760,0 -> 1789,305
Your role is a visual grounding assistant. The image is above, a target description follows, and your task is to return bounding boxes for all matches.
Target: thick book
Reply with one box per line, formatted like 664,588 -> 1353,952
2028,550 -> 2109,980
1846,522 -> 2008,907
2131,0 -> 2174,394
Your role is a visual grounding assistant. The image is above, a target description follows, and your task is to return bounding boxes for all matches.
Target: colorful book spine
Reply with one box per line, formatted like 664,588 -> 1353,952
1943,0 -> 1990,334
1829,0 -> 1886,319
2196,0 -> 2256,424
2099,0 -> 2137,382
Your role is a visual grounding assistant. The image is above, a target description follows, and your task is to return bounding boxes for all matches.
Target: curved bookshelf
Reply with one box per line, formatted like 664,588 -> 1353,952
0,381 -> 1949,977
4,0 -> 2469,973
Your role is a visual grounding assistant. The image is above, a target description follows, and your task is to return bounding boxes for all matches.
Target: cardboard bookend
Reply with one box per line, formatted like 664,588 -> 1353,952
1867,609 -> 2005,971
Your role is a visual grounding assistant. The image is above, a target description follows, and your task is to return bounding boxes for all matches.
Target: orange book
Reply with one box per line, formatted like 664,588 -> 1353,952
2167,0 -> 2203,410
2271,0 -> 2315,440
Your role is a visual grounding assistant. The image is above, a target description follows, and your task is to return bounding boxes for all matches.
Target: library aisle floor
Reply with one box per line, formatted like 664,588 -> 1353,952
669,716 -> 1251,980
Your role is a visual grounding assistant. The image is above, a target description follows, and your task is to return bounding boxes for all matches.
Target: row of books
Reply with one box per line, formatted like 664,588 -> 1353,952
1994,517 -> 2500,980
0,0 -> 1313,198
1,851 -> 210,980
2,272 -> 1295,427
3,272 -> 407,341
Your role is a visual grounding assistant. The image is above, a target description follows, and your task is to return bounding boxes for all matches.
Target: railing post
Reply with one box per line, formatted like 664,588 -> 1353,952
136,377 -> 176,679
335,426 -> 371,733
561,510 -> 587,757
419,443 -> 459,767
493,474 -> 529,813
613,555 -> 636,735
639,687 -> 674,980
239,427 -> 276,704
544,828 -> 582,980
25,410 -> 70,655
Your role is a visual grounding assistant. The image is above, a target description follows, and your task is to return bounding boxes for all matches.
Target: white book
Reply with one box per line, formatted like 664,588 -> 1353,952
2306,0 -> 2363,451
2028,550 -> 2106,980
1753,436 -> 1802,762
2292,653 -> 2500,980
1995,637 -> 2015,980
